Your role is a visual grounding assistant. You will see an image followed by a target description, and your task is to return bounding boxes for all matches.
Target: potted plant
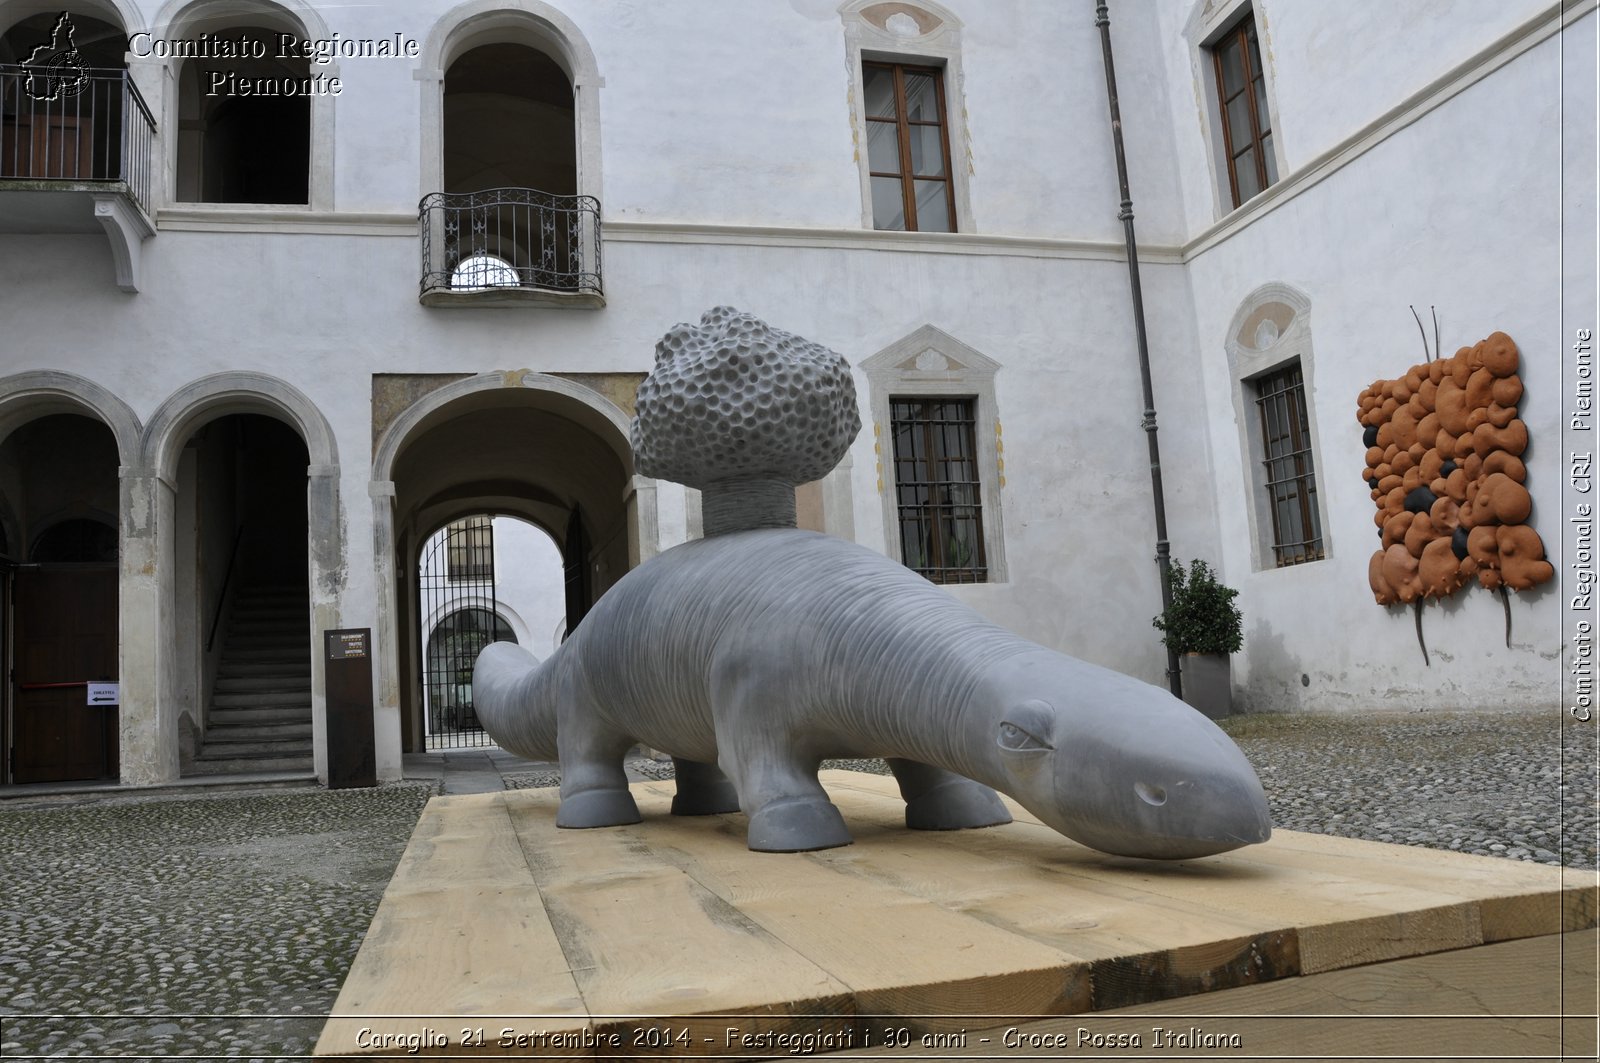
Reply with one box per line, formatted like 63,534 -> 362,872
1151,559 -> 1243,719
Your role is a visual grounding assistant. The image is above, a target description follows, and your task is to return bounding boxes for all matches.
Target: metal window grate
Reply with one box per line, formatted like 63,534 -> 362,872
890,397 -> 987,584
1254,365 -> 1324,567
419,518 -> 515,750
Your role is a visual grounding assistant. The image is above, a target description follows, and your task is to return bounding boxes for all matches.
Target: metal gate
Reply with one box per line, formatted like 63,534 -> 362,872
418,517 -> 515,750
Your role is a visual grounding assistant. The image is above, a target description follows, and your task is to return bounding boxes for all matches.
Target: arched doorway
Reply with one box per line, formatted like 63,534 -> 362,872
374,374 -> 637,755
416,514 -> 564,749
0,413 -> 120,783
174,413 -> 312,775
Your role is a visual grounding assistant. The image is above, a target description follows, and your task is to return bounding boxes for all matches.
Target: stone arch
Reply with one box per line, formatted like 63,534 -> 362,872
140,371 -> 336,478
132,371 -> 342,784
0,370 -> 142,466
0,1 -> 139,38
374,370 -> 628,483
417,0 -> 604,203
371,370 -> 651,757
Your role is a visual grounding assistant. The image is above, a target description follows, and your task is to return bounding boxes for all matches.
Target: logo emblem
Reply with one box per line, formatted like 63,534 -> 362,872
21,12 -> 89,101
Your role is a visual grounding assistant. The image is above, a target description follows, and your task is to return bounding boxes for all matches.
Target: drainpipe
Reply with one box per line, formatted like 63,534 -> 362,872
1094,0 -> 1182,698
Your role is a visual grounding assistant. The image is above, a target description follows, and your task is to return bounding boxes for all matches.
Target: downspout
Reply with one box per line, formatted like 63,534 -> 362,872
1094,0 -> 1183,698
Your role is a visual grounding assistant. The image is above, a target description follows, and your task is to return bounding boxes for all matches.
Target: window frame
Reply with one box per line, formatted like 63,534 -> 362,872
862,324 -> 1006,583
1251,363 -> 1323,567
1223,283 -> 1332,572
1210,13 -> 1275,208
840,1 -> 973,233
888,396 -> 987,583
863,60 -> 957,232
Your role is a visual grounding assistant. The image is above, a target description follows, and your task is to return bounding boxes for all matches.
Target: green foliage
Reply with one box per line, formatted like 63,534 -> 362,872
1152,559 -> 1243,656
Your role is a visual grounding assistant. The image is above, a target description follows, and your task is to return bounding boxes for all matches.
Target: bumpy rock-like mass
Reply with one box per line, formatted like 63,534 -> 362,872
632,306 -> 860,490
1357,331 -> 1553,604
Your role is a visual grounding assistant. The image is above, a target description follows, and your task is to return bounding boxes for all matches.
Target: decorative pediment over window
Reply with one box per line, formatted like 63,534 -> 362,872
862,324 -> 1001,380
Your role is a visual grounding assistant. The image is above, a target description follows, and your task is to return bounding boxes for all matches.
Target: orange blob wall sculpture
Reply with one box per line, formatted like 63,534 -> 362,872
1357,331 -> 1552,606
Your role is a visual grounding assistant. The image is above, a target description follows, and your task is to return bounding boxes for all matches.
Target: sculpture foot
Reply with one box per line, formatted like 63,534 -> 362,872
746,796 -> 852,852
888,758 -> 1013,831
556,788 -> 642,828
670,758 -> 741,816
903,778 -> 1012,831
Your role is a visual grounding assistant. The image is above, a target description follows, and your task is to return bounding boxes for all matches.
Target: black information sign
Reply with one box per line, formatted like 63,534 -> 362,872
323,627 -> 377,789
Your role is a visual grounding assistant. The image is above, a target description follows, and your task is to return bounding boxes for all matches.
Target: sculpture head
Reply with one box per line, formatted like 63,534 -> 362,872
991,657 -> 1271,859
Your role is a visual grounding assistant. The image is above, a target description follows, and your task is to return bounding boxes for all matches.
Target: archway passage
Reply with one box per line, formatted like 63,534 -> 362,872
178,413 -> 313,775
389,386 -> 631,755
0,413 -> 120,784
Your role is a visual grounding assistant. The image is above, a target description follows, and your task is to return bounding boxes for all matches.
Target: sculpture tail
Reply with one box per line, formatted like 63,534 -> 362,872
471,641 -> 561,761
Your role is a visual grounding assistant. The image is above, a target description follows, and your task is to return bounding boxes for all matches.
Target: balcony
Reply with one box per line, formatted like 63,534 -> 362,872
419,188 -> 603,308
0,64 -> 156,291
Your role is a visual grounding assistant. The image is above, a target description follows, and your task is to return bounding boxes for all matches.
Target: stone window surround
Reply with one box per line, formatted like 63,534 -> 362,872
840,0 -> 973,234
861,323 -> 1006,583
151,0 -> 337,212
415,0 -> 604,210
1183,0 -> 1289,221
1223,282 -> 1332,572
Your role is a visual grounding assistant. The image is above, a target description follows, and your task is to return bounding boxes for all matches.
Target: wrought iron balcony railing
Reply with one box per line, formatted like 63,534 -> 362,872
419,187 -> 603,307
1,64 -> 156,216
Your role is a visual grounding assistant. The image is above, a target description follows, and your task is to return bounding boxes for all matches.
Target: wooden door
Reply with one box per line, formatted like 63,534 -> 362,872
0,111 -> 93,179
12,567 -> 117,783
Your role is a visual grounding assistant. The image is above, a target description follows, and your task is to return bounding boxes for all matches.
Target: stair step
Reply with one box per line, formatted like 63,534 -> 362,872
215,675 -> 312,693
223,647 -> 308,662
207,721 -> 313,741
213,691 -> 313,710
186,753 -> 315,775
198,737 -> 313,757
217,660 -> 312,678
209,706 -> 312,726
228,623 -> 307,637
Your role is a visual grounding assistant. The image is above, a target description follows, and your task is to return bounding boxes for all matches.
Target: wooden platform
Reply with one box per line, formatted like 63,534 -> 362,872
316,772 -> 1597,1059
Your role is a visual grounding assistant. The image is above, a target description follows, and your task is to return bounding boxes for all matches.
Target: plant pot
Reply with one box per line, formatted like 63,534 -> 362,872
1181,653 -> 1232,719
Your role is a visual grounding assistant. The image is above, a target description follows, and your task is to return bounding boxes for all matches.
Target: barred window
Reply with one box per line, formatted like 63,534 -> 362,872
1210,11 -> 1278,208
1254,364 -> 1323,566
890,397 -> 987,583
445,515 -> 494,581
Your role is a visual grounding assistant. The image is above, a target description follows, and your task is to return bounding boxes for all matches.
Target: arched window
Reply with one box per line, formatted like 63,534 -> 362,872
0,9 -> 131,183
418,4 -> 603,305
174,25 -> 310,204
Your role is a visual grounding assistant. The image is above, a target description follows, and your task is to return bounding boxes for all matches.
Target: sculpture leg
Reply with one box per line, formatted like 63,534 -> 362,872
887,758 -> 1012,831
670,758 -> 741,816
555,699 -> 640,829
710,665 -> 852,852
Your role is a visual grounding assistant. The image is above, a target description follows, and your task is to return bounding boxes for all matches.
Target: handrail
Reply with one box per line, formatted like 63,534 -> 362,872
0,64 -> 156,215
419,186 -> 603,300
205,526 -> 246,653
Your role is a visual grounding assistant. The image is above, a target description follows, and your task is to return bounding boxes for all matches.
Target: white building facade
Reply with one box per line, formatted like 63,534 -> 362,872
0,0 -> 1592,787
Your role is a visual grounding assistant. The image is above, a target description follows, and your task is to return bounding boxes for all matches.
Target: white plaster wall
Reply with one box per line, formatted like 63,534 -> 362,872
1178,27 -> 1581,711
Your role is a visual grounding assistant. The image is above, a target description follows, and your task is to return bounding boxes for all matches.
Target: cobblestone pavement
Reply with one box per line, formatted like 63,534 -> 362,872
0,783 -> 433,1062
1,710 -> 1594,1060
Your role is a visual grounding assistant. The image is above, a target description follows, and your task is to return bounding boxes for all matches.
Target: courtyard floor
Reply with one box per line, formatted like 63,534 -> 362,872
0,709 -> 1593,1060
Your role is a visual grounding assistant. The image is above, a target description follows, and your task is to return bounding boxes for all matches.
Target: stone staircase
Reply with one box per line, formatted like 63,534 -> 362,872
188,585 -> 314,775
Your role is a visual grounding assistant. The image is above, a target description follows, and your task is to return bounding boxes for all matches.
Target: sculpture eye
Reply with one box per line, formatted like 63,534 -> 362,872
997,720 -> 1051,753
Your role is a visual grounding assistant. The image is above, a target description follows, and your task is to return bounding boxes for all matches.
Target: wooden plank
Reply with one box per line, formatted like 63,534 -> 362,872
501,789 -> 858,1055
321,775 -> 1593,1058
315,794 -> 590,1058
630,779 -> 1092,1035
822,770 -> 1588,974
856,930 -> 1597,1059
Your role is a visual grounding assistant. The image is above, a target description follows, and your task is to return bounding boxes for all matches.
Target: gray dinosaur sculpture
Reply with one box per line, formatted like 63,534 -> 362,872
473,308 -> 1271,859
